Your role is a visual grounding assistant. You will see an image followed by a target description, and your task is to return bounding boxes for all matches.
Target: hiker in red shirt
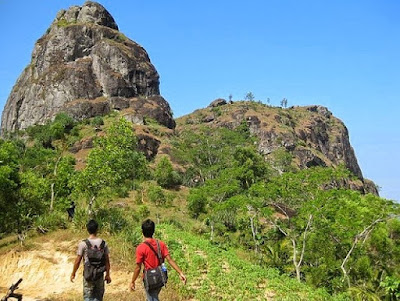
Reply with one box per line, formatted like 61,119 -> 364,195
130,219 -> 186,301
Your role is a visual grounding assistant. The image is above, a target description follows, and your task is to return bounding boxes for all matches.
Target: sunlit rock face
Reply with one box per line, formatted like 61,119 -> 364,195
1,1 -> 175,133
177,101 -> 378,196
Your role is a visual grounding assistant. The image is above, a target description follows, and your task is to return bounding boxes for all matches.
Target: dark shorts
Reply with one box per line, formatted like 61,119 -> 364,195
145,286 -> 162,301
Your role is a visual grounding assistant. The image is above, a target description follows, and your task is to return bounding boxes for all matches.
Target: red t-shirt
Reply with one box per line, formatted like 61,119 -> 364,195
136,239 -> 169,270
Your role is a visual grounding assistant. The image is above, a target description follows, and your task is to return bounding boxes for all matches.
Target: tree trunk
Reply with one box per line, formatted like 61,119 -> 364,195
291,238 -> 301,281
210,222 -> 214,242
50,155 -> 62,211
340,217 -> 385,287
274,214 -> 312,283
250,216 -> 258,253
50,183 -> 55,211
88,196 -> 95,217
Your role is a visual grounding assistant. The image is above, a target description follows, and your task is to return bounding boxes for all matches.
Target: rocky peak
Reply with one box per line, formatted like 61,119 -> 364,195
176,101 -> 378,195
52,1 -> 118,31
1,1 -> 175,133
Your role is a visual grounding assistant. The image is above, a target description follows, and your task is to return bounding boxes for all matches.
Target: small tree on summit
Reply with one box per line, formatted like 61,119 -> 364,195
245,92 -> 255,101
280,98 -> 288,108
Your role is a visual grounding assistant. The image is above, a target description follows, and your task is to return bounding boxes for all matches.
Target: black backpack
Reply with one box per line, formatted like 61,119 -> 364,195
83,239 -> 106,281
143,240 -> 168,291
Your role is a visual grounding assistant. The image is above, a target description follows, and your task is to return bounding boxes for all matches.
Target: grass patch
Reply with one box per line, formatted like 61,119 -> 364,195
155,223 -> 349,301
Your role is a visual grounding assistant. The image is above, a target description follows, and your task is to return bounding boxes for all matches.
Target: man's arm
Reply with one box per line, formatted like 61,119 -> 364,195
130,263 -> 142,291
70,255 -> 83,282
165,254 -> 187,284
104,253 -> 111,283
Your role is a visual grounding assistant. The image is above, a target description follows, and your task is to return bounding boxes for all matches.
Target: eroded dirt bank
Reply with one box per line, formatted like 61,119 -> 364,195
0,240 -> 142,301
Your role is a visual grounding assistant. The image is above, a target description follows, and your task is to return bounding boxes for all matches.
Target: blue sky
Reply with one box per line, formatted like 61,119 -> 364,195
0,1 -> 399,201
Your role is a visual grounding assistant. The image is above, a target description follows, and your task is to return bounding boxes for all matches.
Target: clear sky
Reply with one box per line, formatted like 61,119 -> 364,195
0,1 -> 399,201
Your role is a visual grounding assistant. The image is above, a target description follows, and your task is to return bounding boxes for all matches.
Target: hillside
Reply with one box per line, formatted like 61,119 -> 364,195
0,111 -> 398,300
174,100 -> 377,195
0,224 -> 348,301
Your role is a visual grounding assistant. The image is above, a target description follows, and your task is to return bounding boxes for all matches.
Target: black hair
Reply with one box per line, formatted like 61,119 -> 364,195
86,219 -> 99,234
142,219 -> 155,238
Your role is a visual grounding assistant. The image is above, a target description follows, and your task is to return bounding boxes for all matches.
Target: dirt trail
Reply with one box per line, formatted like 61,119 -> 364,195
0,240 -> 146,301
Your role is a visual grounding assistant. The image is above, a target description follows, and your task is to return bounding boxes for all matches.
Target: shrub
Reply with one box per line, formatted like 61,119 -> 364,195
91,116 -> 104,127
147,184 -> 166,206
72,208 -> 89,231
137,205 -> 150,219
161,219 -> 184,230
96,207 -> 129,234
187,189 -> 207,218
120,227 -> 142,248
154,156 -> 181,188
34,211 -> 68,231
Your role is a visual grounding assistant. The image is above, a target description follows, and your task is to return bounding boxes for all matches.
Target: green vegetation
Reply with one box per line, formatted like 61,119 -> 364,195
56,18 -> 77,28
74,118 -> 148,213
0,111 -> 399,300
154,156 -> 181,188
116,33 -> 128,43
158,223 -> 348,300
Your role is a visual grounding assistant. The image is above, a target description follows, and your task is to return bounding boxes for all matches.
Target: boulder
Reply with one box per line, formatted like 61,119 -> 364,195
209,98 -> 227,107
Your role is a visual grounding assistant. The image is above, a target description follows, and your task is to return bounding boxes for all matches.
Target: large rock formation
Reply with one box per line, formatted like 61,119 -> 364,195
1,1 -> 175,133
176,101 -> 378,195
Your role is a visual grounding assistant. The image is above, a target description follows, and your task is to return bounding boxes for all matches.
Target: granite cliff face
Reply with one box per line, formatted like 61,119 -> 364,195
176,101 -> 378,195
1,1 -> 175,133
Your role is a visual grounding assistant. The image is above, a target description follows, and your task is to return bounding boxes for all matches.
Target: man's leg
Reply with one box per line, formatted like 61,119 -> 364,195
145,287 -> 162,301
83,278 -> 95,301
93,276 -> 105,301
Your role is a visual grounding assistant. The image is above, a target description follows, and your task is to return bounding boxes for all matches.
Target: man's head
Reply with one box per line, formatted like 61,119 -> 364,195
86,219 -> 99,235
142,219 -> 155,238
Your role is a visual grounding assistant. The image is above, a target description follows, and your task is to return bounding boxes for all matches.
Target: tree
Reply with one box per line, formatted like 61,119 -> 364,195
270,148 -> 293,175
49,156 -> 76,211
187,188 -> 208,218
249,166 -> 354,282
147,183 -> 167,206
172,126 -> 252,185
26,112 -> 77,148
280,98 -> 288,108
154,156 -> 181,188
233,147 -> 270,190
75,118 -> 148,214
0,140 -> 21,233
245,92 -> 255,101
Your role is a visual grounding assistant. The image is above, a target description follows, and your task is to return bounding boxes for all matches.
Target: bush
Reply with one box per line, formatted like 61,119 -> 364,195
147,184 -> 166,206
160,219 -> 184,230
120,227 -> 142,248
91,116 -> 104,127
34,211 -> 68,231
137,205 -> 150,219
26,113 -> 77,147
72,208 -> 89,231
187,189 -> 207,218
154,156 -> 181,188
96,207 -> 129,234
